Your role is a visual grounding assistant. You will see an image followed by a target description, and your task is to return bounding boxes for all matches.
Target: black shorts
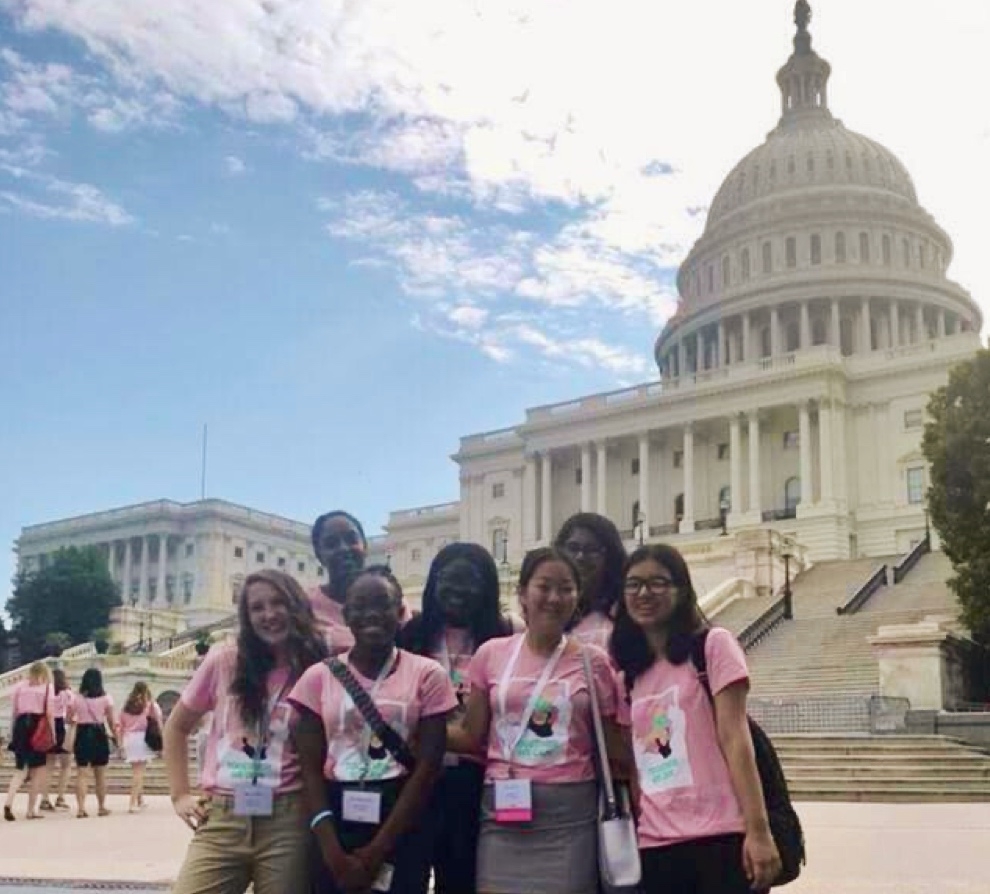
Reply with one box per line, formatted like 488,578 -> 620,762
8,713 -> 47,770
641,834 -> 767,894
73,723 -> 110,768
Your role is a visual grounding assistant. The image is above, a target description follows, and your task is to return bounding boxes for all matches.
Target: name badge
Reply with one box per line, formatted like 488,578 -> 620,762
372,862 -> 395,892
494,778 -> 533,823
233,783 -> 274,817
342,789 -> 382,824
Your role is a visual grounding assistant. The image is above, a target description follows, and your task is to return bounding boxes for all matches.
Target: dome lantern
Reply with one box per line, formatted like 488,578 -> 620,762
776,1 -> 832,127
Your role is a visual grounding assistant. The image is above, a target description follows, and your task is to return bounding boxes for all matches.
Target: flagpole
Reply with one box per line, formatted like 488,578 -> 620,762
200,424 -> 208,500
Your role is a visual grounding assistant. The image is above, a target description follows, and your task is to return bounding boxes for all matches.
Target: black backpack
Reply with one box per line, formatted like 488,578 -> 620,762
690,629 -> 805,887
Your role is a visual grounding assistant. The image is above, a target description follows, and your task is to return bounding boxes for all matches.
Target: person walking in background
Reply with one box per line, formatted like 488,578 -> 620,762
72,667 -> 116,818
164,569 -> 327,894
118,681 -> 163,813
400,543 -> 514,894
610,543 -> 781,894
291,565 -> 456,894
4,661 -> 55,821
447,547 -> 631,894
555,512 -> 627,650
39,667 -> 73,812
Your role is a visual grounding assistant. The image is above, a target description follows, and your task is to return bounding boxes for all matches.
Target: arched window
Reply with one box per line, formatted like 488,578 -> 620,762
810,234 -> 822,265
785,322 -> 800,352
786,237 -> 797,268
835,231 -> 846,263
741,248 -> 751,281
812,317 -> 827,346
784,477 -> 801,512
859,232 -> 870,263
707,264 -> 714,293
762,241 -> 772,274
919,242 -> 927,269
674,494 -> 684,521
722,255 -> 731,288
760,326 -> 772,358
719,485 -> 732,512
882,234 -> 892,266
902,238 -> 911,267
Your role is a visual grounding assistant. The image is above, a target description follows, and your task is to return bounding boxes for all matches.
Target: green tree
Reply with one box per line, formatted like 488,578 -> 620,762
923,347 -> 990,642
7,545 -> 121,661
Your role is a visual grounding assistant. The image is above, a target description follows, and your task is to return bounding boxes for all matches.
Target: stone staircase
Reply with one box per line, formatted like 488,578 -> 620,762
0,754 -> 195,797
776,734 -> 990,802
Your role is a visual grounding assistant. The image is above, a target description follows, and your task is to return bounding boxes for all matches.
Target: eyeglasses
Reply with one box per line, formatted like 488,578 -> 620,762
562,541 -> 604,558
623,577 -> 676,596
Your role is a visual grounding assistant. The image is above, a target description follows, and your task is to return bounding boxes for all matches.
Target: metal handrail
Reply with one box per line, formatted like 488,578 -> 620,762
836,564 -> 888,615
739,595 -> 788,652
892,533 -> 931,584
127,614 -> 236,654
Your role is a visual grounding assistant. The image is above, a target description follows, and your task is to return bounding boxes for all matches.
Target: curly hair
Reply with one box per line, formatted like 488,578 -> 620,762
230,569 -> 328,730
123,681 -> 152,716
400,542 -> 511,656
554,512 -> 627,619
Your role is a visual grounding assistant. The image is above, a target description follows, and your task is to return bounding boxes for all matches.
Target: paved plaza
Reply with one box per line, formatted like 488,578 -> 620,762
0,796 -> 987,892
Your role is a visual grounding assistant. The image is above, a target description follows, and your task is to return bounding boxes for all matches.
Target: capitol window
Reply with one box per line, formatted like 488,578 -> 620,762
904,409 -> 923,430
185,542 -> 194,557
919,243 -> 927,269
277,557 -> 286,568
234,546 -> 244,559
762,241 -> 772,274
835,231 -> 846,262
741,248 -> 751,280
902,238 -> 911,267
717,443 -> 729,461
412,548 -> 422,563
673,451 -> 684,469
882,234 -> 892,265
906,468 -> 925,505
783,431 -> 799,450
255,551 -> 265,563
492,482 -> 505,499
810,234 -> 822,265
297,561 -> 306,574
631,458 -> 640,476
707,264 -> 714,293
575,467 -> 583,485
786,237 -> 796,268
722,255 -> 730,287
859,232 -> 870,263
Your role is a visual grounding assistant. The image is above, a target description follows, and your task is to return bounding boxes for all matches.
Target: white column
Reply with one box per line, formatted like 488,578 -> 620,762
890,300 -> 900,348
742,312 -> 751,362
800,301 -> 811,349
915,303 -> 925,343
638,434 -> 651,533
580,444 -> 592,512
770,306 -> 780,356
523,455 -> 538,546
819,401 -> 834,503
748,412 -> 762,515
937,308 -> 946,338
106,541 -> 116,581
799,402 -> 813,505
156,534 -> 168,604
139,535 -> 149,603
540,452 -> 552,542
596,442 -> 608,515
716,320 -> 725,367
729,416 -> 742,515
830,298 -> 841,348
860,297 -> 872,352
833,402 -> 847,504
680,425 -> 695,532
677,339 -> 686,378
122,538 -> 132,600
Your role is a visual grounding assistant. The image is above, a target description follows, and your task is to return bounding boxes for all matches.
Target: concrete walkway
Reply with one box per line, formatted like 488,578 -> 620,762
0,796 -> 987,892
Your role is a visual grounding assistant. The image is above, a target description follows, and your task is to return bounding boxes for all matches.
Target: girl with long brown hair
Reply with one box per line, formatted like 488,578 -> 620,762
117,680 -> 162,812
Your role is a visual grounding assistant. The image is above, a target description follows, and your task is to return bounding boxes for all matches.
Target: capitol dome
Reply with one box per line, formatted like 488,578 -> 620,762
654,1 -> 980,374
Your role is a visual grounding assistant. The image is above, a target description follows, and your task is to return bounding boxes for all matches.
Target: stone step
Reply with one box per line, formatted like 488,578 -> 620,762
782,763 -> 990,779
790,786 -> 990,803
788,776 -> 990,793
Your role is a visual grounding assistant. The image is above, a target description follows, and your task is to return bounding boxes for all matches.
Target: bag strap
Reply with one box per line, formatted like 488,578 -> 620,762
689,628 -> 714,705
326,658 -> 417,773
579,647 -> 618,818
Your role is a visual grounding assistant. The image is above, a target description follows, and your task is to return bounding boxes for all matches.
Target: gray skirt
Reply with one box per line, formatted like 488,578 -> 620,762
476,780 -> 598,894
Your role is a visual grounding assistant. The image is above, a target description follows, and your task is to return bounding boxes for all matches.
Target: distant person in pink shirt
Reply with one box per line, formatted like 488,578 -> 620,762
610,544 -> 781,894
291,565 -> 457,894
39,668 -> 73,811
447,547 -> 632,894
117,681 -> 162,813
4,661 -> 55,821
307,510 -> 369,655
555,512 -> 627,651
72,667 -> 116,818
163,569 -> 328,894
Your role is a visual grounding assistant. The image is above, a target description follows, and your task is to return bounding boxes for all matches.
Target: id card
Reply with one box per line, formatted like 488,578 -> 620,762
493,778 -> 533,823
371,862 -> 394,892
233,783 -> 274,817
342,789 -> 382,824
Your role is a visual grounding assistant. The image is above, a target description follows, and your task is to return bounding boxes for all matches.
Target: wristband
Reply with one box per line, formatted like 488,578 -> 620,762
309,809 -> 334,830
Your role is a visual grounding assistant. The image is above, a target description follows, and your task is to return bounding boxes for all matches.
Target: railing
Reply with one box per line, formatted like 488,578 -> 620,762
130,614 -> 237,654
748,695 -> 910,734
650,524 -> 678,536
836,564 -> 888,615
739,596 -> 788,652
695,517 -> 724,531
892,533 -> 931,584
761,507 -> 797,522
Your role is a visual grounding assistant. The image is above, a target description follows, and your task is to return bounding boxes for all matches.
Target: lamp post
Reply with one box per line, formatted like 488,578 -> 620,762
781,548 -> 794,620
138,618 -> 145,652
634,511 -> 646,546
499,532 -> 511,605
719,497 -> 730,536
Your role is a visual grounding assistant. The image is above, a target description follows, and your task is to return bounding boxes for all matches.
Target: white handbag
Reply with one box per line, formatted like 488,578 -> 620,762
581,648 -> 642,893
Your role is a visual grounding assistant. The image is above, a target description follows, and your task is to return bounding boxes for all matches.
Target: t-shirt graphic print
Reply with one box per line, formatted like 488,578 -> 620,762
332,697 -> 409,782
495,677 -> 573,767
631,685 -> 694,794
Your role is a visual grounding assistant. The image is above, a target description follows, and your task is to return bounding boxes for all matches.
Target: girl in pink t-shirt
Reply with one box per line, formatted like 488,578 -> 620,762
72,667 -> 116,818
398,542 -> 515,894
554,512 -> 628,652
164,569 -> 328,894
307,510 -> 369,655
39,668 -> 73,812
611,543 -> 781,894
117,681 -> 162,812
448,547 -> 630,894
290,565 -> 457,894
4,661 -> 54,821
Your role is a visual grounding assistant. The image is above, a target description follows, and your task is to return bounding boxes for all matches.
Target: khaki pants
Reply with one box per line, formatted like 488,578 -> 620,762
172,791 -> 308,894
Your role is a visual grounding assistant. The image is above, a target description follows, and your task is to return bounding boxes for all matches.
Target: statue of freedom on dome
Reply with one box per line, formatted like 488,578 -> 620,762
795,1 -> 812,33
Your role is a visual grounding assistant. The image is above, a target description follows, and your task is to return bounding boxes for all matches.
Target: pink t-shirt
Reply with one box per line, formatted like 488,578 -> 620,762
181,645 -> 300,795
307,587 -> 355,656
289,649 -> 457,782
468,634 -> 618,784
73,694 -> 114,725
119,703 -> 162,734
618,627 -> 749,848
12,683 -> 53,718
571,611 -> 613,651
53,689 -> 73,720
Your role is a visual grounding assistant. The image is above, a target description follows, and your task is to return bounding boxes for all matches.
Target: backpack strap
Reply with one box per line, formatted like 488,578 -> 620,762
689,628 -> 714,704
326,658 -> 417,773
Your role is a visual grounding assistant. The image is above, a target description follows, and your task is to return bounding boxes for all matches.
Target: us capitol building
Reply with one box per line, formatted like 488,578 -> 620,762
14,4 -> 984,622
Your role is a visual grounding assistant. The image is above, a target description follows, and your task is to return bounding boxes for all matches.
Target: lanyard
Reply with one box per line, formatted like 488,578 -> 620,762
343,649 -> 398,781
437,628 -> 472,675
252,677 -> 293,784
497,635 -> 568,764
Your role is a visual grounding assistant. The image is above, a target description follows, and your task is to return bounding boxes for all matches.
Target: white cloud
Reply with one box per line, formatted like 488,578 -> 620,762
223,154 -> 247,176
447,305 -> 488,330
0,169 -> 134,225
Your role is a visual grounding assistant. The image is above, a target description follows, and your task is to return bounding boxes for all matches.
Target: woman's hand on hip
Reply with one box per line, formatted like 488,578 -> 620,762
171,792 -> 208,830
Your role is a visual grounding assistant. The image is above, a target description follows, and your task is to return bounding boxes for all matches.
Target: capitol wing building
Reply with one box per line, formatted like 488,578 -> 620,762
386,6 -> 983,586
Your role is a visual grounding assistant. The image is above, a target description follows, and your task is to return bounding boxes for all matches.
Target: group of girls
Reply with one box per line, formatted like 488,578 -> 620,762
6,664 -> 164,820
163,507 -> 781,894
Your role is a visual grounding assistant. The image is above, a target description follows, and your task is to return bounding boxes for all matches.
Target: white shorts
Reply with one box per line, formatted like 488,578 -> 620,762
123,730 -> 154,764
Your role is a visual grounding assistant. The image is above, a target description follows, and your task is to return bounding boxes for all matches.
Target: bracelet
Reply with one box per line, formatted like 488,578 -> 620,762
309,809 -> 334,830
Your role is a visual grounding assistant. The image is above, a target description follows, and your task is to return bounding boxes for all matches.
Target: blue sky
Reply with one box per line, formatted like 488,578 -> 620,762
2,1 -> 988,611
